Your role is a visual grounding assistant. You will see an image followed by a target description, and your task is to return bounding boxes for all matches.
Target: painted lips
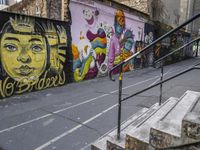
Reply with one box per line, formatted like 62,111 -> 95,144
15,65 -> 34,75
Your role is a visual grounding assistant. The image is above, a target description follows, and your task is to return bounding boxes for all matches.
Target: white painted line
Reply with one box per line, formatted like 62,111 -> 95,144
122,76 -> 159,90
34,104 -> 118,150
0,94 -> 109,134
0,114 -> 51,134
0,76 -> 158,134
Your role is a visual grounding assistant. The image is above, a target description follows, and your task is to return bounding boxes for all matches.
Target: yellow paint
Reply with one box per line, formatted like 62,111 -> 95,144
0,33 -> 47,84
0,71 -> 66,97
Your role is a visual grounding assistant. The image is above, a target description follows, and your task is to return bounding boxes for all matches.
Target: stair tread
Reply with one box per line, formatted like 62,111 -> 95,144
127,97 -> 179,143
162,91 -> 200,125
153,91 -> 200,137
108,102 -> 163,148
91,107 -> 150,150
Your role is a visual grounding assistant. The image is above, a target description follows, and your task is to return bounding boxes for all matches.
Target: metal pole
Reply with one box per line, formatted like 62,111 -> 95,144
117,65 -> 123,140
196,40 -> 199,57
159,62 -> 164,105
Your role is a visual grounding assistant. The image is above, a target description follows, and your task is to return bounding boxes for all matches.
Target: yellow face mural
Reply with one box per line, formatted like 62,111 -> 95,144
0,33 -> 47,83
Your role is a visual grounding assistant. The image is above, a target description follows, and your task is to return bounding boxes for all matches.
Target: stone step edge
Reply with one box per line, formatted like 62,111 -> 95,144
159,90 -> 200,124
149,91 -> 200,149
90,107 -> 150,150
90,102 -> 159,150
150,91 -> 200,139
126,97 -> 179,139
106,97 -> 179,149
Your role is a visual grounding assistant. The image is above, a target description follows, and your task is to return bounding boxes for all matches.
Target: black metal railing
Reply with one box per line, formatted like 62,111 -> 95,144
109,13 -> 200,140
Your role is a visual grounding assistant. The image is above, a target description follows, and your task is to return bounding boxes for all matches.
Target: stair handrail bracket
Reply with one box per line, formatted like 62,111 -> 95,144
108,13 -> 200,141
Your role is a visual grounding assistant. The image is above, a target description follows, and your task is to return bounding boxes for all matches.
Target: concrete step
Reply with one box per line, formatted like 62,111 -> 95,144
106,103 -> 160,150
91,102 -> 159,150
150,90 -> 200,149
125,97 -> 179,150
181,111 -> 200,146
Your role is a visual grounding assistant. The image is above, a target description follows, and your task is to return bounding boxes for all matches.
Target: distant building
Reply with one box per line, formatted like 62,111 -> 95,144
0,0 -> 8,10
3,0 -> 70,21
113,0 -> 149,14
115,0 -> 200,36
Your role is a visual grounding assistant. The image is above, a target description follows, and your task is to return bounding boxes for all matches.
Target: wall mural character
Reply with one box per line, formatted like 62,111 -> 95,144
70,1 -> 146,82
83,8 -> 99,28
0,16 -> 47,85
108,9 -> 125,72
121,29 -> 134,72
135,41 -> 144,68
0,14 -> 71,98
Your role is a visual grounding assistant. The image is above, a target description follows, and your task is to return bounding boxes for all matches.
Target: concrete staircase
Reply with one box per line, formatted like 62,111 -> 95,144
91,90 -> 200,150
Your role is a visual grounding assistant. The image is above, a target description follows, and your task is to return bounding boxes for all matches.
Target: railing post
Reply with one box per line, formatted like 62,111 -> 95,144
117,65 -> 123,140
196,40 -> 199,57
159,61 -> 164,105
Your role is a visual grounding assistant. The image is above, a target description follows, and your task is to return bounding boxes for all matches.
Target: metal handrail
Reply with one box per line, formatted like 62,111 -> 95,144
109,13 -> 200,81
154,37 -> 200,65
122,62 -> 200,102
110,13 -> 200,140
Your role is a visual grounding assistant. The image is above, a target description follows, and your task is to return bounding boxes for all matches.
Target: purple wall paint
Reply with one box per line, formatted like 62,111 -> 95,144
70,0 -> 146,81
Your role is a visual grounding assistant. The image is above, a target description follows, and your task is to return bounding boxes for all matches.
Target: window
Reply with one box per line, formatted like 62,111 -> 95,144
0,0 -> 6,5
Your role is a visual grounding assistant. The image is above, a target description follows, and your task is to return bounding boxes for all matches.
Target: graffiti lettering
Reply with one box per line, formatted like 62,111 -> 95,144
0,71 -> 65,97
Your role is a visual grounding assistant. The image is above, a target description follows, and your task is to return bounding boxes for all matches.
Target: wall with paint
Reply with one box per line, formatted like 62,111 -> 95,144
70,0 -> 147,81
0,11 -> 73,98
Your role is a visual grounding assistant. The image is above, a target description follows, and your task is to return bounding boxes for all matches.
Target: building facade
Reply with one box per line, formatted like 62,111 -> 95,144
114,0 -> 149,14
3,0 -> 70,21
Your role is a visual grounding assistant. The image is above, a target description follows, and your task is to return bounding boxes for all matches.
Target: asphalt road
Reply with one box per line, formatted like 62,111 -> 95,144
0,57 -> 200,150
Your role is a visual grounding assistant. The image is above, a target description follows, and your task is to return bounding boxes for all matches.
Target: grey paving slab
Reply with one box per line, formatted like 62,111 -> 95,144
0,58 -> 199,150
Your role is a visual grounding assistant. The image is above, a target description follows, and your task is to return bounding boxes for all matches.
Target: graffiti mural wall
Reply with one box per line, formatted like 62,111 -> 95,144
70,0 -> 146,81
0,11 -> 73,98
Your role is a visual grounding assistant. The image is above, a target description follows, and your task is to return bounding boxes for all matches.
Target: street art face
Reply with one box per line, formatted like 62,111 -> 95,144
83,9 -> 99,28
1,33 -> 47,84
0,17 -> 47,84
0,14 -> 71,98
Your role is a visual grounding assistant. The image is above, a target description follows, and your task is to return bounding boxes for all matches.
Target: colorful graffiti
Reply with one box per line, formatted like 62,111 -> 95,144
72,28 -> 107,81
71,1 -> 145,81
0,13 -> 72,98
72,8 -> 110,82
108,9 -> 125,71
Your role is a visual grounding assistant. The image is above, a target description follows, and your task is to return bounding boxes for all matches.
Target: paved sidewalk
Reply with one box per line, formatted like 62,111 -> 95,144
0,57 -> 200,150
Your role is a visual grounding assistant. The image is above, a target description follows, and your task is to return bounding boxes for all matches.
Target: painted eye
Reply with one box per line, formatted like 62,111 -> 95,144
32,45 -> 42,53
5,44 -> 17,51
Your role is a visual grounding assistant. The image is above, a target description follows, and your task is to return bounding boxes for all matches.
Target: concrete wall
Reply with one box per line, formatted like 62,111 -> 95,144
0,11 -> 73,98
70,0 -> 150,81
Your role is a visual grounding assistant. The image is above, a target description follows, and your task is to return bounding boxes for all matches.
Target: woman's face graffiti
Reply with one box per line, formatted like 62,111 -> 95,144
1,33 -> 47,83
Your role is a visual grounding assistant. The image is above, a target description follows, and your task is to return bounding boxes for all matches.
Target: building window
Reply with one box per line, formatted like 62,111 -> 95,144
0,0 -> 6,5
35,2 -> 41,17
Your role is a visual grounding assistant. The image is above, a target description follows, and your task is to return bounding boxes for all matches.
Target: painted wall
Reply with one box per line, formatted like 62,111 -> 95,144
70,0 -> 146,81
0,11 -> 73,98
